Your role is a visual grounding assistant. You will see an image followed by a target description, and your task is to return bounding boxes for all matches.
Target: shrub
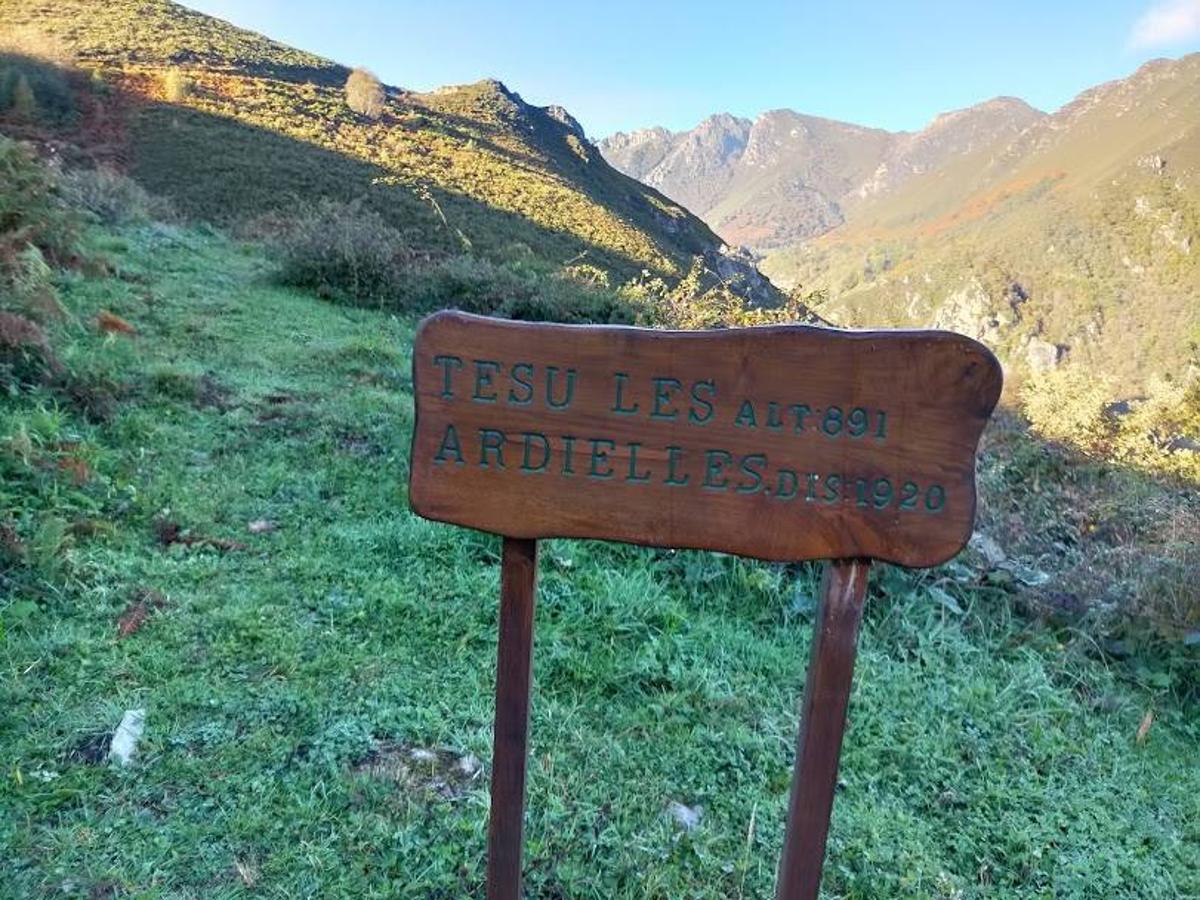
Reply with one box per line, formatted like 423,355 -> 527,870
398,255 -> 638,323
623,258 -> 820,330
59,167 -> 173,225
0,310 -> 62,389
0,145 -> 69,330
162,67 -> 194,102
271,199 -> 643,323
0,138 -> 79,271
1021,367 -> 1115,454
9,73 -> 36,120
274,199 -> 408,302
1022,366 -> 1200,481
344,67 -> 385,118
403,255 -> 532,314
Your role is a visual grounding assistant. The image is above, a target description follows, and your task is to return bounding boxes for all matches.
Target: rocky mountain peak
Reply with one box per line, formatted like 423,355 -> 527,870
544,104 -> 586,140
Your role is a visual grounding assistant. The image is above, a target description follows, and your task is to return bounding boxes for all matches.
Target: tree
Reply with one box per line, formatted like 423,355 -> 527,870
11,74 -> 36,122
345,68 -> 385,119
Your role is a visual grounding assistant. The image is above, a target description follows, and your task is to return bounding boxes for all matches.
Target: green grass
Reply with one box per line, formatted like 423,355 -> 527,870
2,223 -> 1198,898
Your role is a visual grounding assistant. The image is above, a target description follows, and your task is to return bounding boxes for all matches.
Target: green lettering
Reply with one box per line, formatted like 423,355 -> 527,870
651,377 -> 683,421
589,438 -> 615,479
821,406 -> 844,436
846,406 -> 869,437
611,373 -> 639,415
823,473 -> 842,503
508,363 -> 534,405
703,449 -> 733,490
546,366 -> 577,409
766,401 -> 784,431
665,446 -> 689,486
791,404 -> 813,433
805,472 -> 820,501
734,399 -> 757,429
561,435 -> 577,476
626,442 -> 651,483
873,477 -> 893,509
479,428 -> 506,468
520,432 -> 549,472
854,477 -> 870,508
472,360 -> 501,403
433,354 -> 463,399
434,423 -> 464,465
688,380 -> 716,425
775,469 -> 798,500
736,454 -> 767,494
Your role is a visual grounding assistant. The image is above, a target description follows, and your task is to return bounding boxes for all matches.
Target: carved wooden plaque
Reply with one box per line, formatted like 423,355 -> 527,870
409,311 -> 1002,567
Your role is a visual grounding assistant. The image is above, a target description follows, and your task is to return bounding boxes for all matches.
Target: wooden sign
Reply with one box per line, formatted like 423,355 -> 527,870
408,310 -> 1002,899
411,311 -> 1000,567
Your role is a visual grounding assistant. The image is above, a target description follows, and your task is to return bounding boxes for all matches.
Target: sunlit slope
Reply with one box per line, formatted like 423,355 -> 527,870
0,0 -> 736,287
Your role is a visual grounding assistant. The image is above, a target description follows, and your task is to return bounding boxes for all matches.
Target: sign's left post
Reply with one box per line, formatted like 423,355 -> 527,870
486,537 -> 539,900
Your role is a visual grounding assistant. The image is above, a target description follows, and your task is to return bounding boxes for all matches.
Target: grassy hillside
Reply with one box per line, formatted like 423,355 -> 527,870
0,0 -> 758,295
1,153 -> 1197,897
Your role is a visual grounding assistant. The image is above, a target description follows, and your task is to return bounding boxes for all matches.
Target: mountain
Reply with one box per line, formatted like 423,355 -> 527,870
601,114 -> 752,219
0,0 -> 782,305
601,58 -> 1200,389
602,98 -> 1044,250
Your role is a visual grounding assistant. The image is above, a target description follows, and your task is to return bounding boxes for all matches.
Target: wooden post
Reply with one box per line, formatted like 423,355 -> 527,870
776,559 -> 871,900
486,537 -> 539,900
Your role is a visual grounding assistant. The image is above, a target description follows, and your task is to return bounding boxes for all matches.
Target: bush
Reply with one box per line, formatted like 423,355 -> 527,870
344,68 -> 385,118
9,73 -> 36,120
59,166 -> 173,225
0,138 -> 79,271
622,257 -> 819,329
1021,367 -> 1115,454
274,199 -> 408,302
271,199 -> 643,323
1022,366 -> 1200,481
403,255 -> 635,323
162,67 -> 193,102
0,310 -> 62,389
0,60 -> 77,125
269,199 -> 810,327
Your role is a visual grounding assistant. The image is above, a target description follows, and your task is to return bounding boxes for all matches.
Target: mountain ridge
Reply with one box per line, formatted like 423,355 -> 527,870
601,95 -> 1047,247
600,55 -> 1200,390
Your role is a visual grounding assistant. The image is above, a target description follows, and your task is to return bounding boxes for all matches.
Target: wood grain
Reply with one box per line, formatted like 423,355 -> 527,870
486,537 -> 538,900
776,559 -> 870,900
409,311 -> 1001,567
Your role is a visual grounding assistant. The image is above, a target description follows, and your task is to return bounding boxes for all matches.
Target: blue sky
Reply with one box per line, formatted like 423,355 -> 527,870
184,1 -> 1200,137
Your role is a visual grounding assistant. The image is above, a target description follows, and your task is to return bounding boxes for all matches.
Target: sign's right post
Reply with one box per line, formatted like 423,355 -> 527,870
776,558 -> 872,899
